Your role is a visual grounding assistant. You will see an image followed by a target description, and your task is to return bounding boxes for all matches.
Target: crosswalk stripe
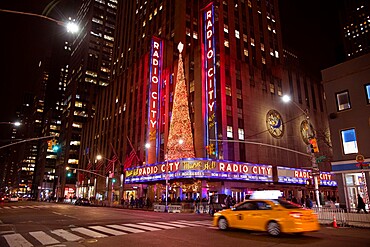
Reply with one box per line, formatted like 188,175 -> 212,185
107,225 -> 145,233
169,221 -> 205,227
50,229 -> 83,242
123,223 -> 161,231
29,231 -> 60,245
138,222 -> 175,229
180,220 -> 212,226
3,206 -> 10,209
3,233 -> 33,247
154,222 -> 188,228
89,226 -> 127,236
71,227 -> 108,238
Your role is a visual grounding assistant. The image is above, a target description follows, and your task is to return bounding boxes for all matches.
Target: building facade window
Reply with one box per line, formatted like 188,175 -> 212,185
336,90 -> 351,111
365,83 -> 370,104
227,126 -> 233,138
341,128 -> 358,154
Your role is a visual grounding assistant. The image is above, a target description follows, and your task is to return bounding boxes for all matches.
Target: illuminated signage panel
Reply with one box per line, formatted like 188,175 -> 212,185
147,37 -> 163,161
277,166 -> 337,186
125,159 -> 273,183
202,3 -> 218,154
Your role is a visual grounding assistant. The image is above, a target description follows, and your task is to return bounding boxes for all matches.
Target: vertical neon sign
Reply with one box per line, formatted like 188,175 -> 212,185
203,3 -> 218,156
147,37 -> 163,164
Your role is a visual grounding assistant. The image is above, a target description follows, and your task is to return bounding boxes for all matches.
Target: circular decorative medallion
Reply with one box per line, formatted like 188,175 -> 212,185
266,110 -> 284,138
300,120 -> 315,144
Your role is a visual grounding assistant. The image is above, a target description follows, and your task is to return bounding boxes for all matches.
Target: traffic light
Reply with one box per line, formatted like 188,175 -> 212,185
112,178 -> 116,183
52,139 -> 60,152
67,172 -> 72,177
308,138 -> 319,153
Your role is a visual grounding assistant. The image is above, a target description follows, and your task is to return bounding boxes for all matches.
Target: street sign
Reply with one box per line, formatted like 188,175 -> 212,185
316,155 -> 326,163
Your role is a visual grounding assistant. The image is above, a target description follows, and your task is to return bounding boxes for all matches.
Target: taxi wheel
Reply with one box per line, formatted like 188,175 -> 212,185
267,221 -> 280,236
218,218 -> 229,230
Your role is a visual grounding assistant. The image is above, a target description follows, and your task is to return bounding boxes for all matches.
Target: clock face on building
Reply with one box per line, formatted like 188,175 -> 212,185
300,120 -> 315,144
266,110 -> 284,138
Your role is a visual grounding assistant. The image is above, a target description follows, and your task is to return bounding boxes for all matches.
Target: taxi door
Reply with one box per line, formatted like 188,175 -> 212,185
231,201 -> 259,230
247,201 -> 274,231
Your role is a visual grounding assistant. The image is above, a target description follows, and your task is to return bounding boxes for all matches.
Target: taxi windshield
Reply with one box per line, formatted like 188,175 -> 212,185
273,199 -> 302,209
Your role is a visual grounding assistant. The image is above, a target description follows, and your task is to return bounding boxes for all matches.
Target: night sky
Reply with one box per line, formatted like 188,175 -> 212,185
0,0 -> 345,137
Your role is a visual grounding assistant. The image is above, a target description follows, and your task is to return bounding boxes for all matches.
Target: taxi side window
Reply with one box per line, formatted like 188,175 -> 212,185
236,202 -> 258,210
256,201 -> 272,210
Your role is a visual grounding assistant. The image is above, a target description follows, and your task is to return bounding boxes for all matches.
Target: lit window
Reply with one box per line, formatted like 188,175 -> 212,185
262,57 -> 266,64
235,30 -> 240,39
365,84 -> 370,104
244,48 -> 249,56
341,128 -> 358,154
261,43 -> 265,51
238,128 -> 244,140
193,32 -> 198,39
336,91 -> 351,111
243,34 -> 248,42
149,14 -> 152,20
224,40 -> 229,47
227,126 -> 233,138
224,24 -> 229,33
143,21 -> 146,27
251,38 -> 255,46
275,51 -> 279,58
226,85 -> 231,96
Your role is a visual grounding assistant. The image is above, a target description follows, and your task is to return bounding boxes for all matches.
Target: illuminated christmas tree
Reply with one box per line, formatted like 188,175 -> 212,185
167,42 -> 195,160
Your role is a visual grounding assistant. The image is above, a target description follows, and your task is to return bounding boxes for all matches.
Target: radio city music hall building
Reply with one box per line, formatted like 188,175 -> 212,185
80,0 -> 337,204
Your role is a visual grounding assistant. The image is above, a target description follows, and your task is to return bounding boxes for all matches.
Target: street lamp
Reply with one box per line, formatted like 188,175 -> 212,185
0,121 -> 21,126
282,95 -> 321,207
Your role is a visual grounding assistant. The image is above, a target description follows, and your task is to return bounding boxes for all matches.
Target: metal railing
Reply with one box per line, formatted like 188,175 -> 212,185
313,207 -> 370,227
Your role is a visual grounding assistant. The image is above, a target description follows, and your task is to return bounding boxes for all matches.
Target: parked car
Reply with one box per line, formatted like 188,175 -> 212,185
74,198 -> 90,206
8,196 -> 19,202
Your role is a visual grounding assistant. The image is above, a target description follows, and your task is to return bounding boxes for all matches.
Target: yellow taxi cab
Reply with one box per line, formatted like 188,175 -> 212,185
213,191 -> 319,236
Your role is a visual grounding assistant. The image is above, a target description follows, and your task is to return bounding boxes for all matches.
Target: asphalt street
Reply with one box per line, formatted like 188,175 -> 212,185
0,201 -> 369,247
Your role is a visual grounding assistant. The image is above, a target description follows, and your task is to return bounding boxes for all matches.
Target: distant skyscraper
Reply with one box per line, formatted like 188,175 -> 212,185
57,0 -> 117,198
342,0 -> 370,59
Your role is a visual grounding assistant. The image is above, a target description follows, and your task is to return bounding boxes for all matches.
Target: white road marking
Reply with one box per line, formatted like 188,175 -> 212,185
138,222 -> 175,229
154,222 -> 188,228
123,223 -> 161,231
29,231 -> 60,245
107,224 -> 145,233
71,227 -> 108,238
50,229 -> 83,241
89,226 -> 127,236
3,233 -> 33,247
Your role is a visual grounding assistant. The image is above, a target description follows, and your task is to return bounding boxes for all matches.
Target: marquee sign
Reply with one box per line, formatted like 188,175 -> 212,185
125,159 -> 273,183
147,37 -> 163,162
277,166 -> 337,186
202,3 -> 218,156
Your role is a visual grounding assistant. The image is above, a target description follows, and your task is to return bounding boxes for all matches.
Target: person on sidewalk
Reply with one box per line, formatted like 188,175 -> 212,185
357,194 -> 368,213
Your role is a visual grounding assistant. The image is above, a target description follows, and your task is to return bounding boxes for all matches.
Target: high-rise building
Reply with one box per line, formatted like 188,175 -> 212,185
57,0 -> 118,198
342,0 -> 370,59
80,0 -> 335,205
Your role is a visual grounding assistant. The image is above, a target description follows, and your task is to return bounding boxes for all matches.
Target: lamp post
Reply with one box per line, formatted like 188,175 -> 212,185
145,139 -> 183,212
282,95 -> 321,207
96,154 -> 117,205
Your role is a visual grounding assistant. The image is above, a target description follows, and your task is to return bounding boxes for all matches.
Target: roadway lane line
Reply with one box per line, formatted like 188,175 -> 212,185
106,225 -> 145,233
29,231 -> 60,245
89,226 -> 127,236
3,233 -> 33,247
50,229 -> 83,241
138,222 -> 175,229
123,223 -> 161,231
71,227 -> 108,238
154,222 -> 189,228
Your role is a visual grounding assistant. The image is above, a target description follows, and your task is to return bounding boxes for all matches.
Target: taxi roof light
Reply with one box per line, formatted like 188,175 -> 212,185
249,190 -> 283,200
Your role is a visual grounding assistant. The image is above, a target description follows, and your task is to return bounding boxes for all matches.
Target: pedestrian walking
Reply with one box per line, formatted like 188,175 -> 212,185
305,195 -> 313,209
357,194 -> 368,213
